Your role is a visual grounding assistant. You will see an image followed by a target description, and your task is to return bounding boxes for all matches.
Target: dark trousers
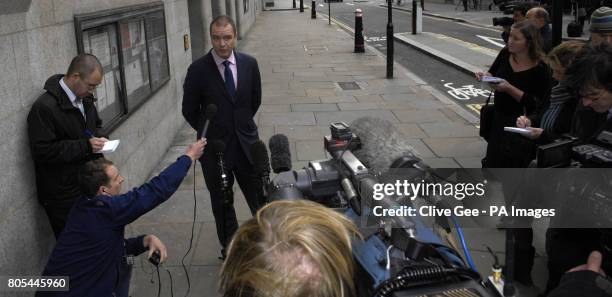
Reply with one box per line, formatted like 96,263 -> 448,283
462,0 -> 468,11
113,260 -> 132,297
201,142 -> 262,248
42,200 -> 75,238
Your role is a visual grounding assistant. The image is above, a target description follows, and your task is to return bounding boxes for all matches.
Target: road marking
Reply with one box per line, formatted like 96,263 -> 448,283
467,103 -> 485,114
346,2 -> 355,5
476,35 -> 505,48
429,32 -> 498,57
442,81 -> 491,101
319,3 -> 324,6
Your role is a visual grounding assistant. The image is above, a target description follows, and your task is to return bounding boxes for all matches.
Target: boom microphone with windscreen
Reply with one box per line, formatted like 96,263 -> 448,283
269,134 -> 292,174
251,140 -> 271,199
350,117 -> 422,171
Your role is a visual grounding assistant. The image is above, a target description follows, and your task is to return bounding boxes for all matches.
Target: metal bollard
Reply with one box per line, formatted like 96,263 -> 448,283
354,9 -> 365,53
293,0 -> 296,8
411,0 -> 422,35
300,0 -> 304,12
311,0 -> 316,18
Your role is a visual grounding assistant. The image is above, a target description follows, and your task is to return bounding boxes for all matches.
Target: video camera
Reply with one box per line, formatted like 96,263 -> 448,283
492,1 -> 538,27
265,121 -> 499,297
536,131 -> 612,168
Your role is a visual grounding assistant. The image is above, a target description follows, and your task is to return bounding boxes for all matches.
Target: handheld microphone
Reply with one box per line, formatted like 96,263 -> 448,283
198,104 -> 217,139
269,134 -> 292,174
212,140 -> 230,193
250,140 -> 271,198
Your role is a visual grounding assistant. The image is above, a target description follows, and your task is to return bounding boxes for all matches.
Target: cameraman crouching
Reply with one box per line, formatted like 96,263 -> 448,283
36,139 -> 206,297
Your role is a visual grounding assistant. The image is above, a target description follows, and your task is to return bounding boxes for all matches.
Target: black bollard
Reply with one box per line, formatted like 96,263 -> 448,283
300,0 -> 304,12
354,9 -> 365,53
293,0 -> 296,8
312,0 -> 316,18
412,0 -> 417,35
386,0 -> 393,78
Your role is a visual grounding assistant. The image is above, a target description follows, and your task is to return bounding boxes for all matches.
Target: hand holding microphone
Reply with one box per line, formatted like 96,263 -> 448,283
186,138 -> 206,161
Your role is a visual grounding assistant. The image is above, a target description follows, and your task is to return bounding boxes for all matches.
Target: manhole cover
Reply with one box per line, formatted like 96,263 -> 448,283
338,82 -> 361,90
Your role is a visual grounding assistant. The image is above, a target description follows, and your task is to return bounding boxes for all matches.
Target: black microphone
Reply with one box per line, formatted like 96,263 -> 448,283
250,140 -> 271,198
269,134 -> 292,174
198,104 -> 217,139
212,140 -> 230,193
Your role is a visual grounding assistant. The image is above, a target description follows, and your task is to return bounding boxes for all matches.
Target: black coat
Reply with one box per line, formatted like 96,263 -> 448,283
182,50 -> 261,165
27,74 -> 102,205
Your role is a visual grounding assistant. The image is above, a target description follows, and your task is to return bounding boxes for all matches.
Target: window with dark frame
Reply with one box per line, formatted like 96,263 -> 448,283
75,2 -> 170,133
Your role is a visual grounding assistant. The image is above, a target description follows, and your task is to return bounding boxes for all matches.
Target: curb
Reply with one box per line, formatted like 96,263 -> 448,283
319,12 -> 480,124
392,33 -> 478,77
380,5 -> 591,42
379,4 -> 497,29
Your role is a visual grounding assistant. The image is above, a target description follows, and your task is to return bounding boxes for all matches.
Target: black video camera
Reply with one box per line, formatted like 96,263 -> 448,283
536,132 -> 612,168
492,16 -> 514,27
266,122 -> 498,297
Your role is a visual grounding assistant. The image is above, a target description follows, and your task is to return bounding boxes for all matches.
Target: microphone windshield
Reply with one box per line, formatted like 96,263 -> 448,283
205,104 -> 217,118
350,117 -> 420,171
268,134 -> 292,174
251,140 -> 271,174
212,139 -> 226,154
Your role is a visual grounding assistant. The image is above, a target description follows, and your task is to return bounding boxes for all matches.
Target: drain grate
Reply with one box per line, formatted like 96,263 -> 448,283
303,45 -> 328,51
338,82 -> 361,90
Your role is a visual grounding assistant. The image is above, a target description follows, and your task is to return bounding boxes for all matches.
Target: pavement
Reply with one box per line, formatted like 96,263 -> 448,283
125,4 -> 550,296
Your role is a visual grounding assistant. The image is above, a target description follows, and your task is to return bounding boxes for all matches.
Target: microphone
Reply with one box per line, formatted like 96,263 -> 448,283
350,117 -> 422,171
250,140 -> 271,198
268,134 -> 292,174
212,139 -> 230,193
198,104 -> 217,139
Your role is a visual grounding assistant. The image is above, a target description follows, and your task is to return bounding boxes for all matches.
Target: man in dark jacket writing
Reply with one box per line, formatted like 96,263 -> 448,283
27,53 -> 108,237
36,139 -> 205,297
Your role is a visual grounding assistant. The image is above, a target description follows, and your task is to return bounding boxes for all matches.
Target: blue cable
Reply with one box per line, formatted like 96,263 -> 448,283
450,215 -> 478,272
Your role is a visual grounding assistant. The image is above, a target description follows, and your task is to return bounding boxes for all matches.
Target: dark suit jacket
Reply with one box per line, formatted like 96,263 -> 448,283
182,50 -> 261,165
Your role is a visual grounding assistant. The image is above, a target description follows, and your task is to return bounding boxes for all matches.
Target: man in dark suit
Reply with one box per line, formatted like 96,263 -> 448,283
182,15 -> 262,258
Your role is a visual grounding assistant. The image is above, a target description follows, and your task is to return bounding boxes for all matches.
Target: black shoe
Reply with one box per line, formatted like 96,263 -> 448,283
218,248 -> 227,260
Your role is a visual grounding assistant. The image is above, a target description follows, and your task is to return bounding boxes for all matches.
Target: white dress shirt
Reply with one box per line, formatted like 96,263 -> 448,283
59,77 -> 86,119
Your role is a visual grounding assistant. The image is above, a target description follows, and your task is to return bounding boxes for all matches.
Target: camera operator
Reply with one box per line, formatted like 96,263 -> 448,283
36,139 -> 206,297
500,4 -> 529,43
219,199 -> 360,297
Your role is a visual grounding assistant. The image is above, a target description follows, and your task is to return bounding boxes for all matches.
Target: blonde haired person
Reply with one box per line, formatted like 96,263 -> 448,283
516,40 -> 585,143
219,200 -> 360,297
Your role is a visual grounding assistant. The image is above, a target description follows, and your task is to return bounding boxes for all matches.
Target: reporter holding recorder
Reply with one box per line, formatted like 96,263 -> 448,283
36,139 -> 206,297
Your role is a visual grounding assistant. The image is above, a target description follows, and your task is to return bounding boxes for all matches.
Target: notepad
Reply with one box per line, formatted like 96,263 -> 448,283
100,140 -> 120,154
504,127 -> 532,136
481,76 -> 504,83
